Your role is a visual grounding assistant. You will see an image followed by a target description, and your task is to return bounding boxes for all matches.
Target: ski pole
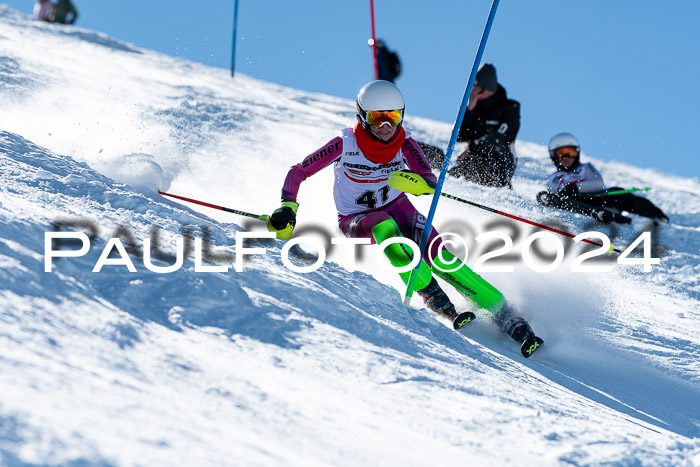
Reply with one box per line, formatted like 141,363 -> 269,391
158,190 -> 269,221
591,187 -> 650,197
439,192 -> 623,254
230,0 -> 240,78
388,171 -> 623,254
369,0 -> 378,80
403,0 -> 501,306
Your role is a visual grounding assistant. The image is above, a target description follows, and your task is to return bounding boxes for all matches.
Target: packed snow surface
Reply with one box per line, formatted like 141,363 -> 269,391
1,6 -> 699,466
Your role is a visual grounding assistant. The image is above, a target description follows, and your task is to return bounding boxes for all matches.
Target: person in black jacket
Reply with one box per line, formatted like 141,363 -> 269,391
375,39 -> 401,83
374,39 -> 445,165
446,63 -> 520,188
47,0 -> 78,25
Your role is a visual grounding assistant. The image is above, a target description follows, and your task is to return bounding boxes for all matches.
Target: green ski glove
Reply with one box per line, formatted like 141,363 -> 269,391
267,201 -> 298,240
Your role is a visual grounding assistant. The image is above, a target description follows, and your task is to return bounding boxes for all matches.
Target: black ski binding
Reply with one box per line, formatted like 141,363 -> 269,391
453,311 -> 476,330
520,334 -> 544,358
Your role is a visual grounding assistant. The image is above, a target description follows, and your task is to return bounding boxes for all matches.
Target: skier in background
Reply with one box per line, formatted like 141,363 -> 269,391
537,132 -> 669,224
266,79 -> 542,356
46,0 -> 79,25
375,39 -> 401,83
33,0 -> 53,21
443,63 -> 520,188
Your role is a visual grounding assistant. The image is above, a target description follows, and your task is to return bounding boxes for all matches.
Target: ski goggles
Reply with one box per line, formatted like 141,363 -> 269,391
553,146 -> 579,159
364,109 -> 404,128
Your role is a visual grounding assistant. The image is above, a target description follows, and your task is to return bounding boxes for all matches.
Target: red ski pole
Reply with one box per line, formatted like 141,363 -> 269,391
440,192 -> 623,254
158,189 -> 269,221
388,170 -> 623,254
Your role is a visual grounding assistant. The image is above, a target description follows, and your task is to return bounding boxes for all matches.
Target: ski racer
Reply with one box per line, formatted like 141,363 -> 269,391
537,132 -> 669,224
267,80 -> 542,356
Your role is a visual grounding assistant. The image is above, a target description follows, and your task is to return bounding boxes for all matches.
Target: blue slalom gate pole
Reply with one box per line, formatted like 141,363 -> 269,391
231,0 -> 240,77
403,0 -> 501,305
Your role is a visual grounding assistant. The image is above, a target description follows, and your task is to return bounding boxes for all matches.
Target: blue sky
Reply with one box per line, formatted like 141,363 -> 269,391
7,0 -> 699,179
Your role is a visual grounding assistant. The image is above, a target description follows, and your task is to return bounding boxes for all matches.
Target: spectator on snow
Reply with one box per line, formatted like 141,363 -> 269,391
375,40 -> 446,171
373,39 -> 445,166
536,132 -> 669,224
47,0 -> 79,25
375,39 -> 401,83
266,80 -> 542,355
33,0 -> 53,21
443,63 -> 520,188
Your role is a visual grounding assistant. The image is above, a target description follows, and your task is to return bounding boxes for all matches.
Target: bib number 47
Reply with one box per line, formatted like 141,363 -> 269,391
356,186 -> 390,209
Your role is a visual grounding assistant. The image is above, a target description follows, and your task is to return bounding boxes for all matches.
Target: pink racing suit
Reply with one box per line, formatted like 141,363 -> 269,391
280,128 -> 442,263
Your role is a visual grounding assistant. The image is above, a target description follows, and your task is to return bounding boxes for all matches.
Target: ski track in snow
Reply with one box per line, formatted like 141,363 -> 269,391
1,6 -> 699,466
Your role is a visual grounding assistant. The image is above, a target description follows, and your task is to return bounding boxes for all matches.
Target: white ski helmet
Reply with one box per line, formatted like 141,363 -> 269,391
356,80 -> 405,129
548,132 -> 580,164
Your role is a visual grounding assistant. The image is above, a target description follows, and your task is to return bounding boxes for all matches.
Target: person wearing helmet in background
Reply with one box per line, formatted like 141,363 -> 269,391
537,132 -> 669,224
267,80 -> 543,356
445,63 -> 520,188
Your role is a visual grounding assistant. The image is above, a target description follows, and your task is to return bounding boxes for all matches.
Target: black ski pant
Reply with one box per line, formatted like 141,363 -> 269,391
588,188 -> 667,219
449,140 -> 515,188
537,187 -> 667,221
418,141 -> 446,170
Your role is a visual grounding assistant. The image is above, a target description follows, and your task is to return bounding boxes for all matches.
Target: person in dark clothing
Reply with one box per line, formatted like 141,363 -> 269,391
442,63 -> 520,188
374,40 -> 444,166
47,0 -> 78,25
536,132 -> 669,224
375,39 -> 401,83
416,141 -> 446,168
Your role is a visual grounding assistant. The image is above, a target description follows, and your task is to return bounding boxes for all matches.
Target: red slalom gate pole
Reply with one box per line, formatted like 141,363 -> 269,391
440,192 -> 623,254
369,0 -> 378,79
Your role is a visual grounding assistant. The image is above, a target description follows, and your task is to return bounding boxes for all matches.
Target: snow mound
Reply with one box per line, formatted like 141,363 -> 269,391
100,152 -> 172,192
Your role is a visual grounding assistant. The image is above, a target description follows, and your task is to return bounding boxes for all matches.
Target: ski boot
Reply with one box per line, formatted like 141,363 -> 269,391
495,305 -> 544,358
418,278 -> 475,330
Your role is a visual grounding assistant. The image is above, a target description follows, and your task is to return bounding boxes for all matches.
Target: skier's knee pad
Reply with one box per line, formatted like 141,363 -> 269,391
371,219 -> 432,291
431,249 -> 504,313
370,218 -> 401,244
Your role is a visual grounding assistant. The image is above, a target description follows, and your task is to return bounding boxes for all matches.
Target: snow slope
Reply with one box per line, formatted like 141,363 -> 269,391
1,6 -> 699,466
